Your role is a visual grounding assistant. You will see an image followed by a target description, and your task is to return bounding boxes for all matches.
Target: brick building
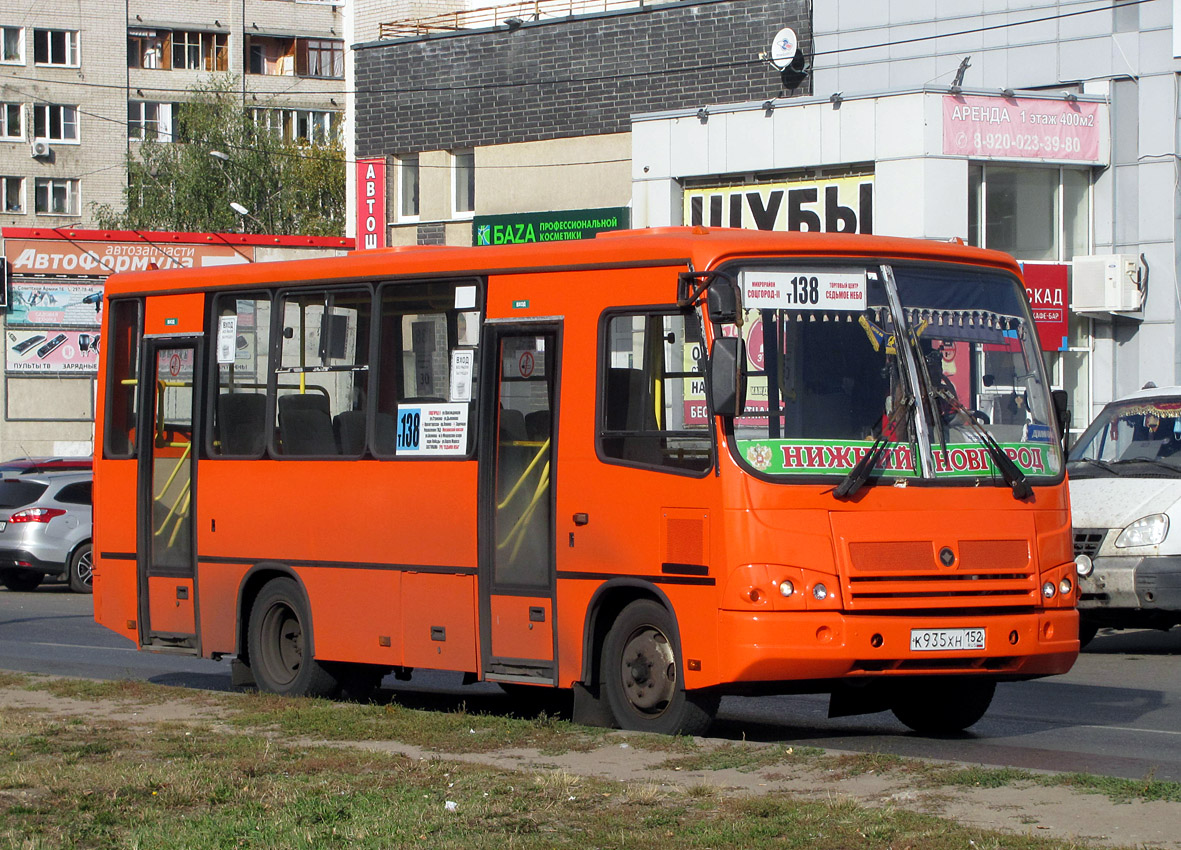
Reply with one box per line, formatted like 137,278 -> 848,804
350,0 -> 810,246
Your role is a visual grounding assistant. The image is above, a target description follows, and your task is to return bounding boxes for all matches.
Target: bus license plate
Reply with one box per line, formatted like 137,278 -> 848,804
910,627 -> 985,651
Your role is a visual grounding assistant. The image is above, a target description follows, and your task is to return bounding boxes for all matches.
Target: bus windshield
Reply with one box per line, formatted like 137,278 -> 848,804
729,260 -> 1062,485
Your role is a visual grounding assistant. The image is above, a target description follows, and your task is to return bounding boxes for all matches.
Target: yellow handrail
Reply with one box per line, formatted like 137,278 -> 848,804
496,438 -> 550,511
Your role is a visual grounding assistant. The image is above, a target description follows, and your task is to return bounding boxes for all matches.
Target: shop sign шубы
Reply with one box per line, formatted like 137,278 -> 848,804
685,174 -> 874,234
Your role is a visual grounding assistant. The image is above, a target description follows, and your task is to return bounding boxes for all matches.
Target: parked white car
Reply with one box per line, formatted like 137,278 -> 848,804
1067,385 -> 1181,645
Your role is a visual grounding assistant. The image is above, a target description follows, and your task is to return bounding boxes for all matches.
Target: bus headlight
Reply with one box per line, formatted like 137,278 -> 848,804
778,580 -> 794,598
1042,581 -> 1056,599
1115,514 -> 1168,548
812,583 -> 828,601
1059,577 -> 1073,596
1074,554 -> 1093,578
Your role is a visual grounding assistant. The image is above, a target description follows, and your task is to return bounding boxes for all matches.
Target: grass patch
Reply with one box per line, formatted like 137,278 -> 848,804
1046,771 -> 1181,804
24,677 -> 211,706
656,742 -> 824,773
0,706 -> 1112,850
227,691 -> 608,754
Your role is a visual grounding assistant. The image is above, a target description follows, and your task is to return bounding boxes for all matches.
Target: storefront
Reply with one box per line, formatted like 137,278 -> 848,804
631,87 -> 1113,434
0,228 -> 351,460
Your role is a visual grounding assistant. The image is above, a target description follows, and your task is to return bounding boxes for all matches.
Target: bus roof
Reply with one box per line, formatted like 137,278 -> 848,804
100,227 -> 1021,296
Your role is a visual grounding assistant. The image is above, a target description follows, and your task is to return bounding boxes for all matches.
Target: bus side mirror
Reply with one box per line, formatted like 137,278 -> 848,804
709,336 -> 746,418
707,282 -> 738,324
1051,389 -> 1070,449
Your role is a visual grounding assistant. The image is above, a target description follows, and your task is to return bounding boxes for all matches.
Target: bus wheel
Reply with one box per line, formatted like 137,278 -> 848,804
248,578 -> 338,698
68,543 -> 94,594
601,600 -> 717,736
0,569 -> 43,592
891,678 -> 996,735
1078,619 -> 1100,649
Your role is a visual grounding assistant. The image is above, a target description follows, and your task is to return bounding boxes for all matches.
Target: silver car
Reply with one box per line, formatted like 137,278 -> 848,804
0,470 -> 93,593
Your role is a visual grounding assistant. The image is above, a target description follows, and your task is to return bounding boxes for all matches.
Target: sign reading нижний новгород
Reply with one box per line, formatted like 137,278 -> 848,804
473,207 -> 629,246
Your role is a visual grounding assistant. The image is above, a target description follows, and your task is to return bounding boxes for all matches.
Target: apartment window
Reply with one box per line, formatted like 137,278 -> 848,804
33,29 -> 79,67
2,176 -> 24,213
452,150 -> 475,216
1,26 -> 23,64
128,29 -> 167,68
400,155 -> 419,219
173,31 -> 227,71
298,39 -> 343,78
247,36 -> 295,76
128,102 -> 173,142
251,107 -> 337,143
33,104 -> 78,142
1,103 -> 22,140
34,177 -> 79,215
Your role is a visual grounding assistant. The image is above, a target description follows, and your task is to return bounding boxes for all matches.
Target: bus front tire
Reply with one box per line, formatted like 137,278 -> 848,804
891,677 -> 996,735
601,599 -> 717,736
247,578 -> 338,698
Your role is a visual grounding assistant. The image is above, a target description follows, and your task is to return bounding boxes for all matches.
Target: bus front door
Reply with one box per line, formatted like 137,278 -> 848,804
136,339 -> 201,653
479,325 -> 560,685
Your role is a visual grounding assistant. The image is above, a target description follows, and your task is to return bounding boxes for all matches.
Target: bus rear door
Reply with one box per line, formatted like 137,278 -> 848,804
479,323 -> 560,684
136,337 -> 201,653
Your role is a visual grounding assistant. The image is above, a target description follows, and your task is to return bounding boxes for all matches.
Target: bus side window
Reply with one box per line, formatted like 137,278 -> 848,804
273,287 -> 372,458
209,292 -> 271,458
599,310 -> 711,474
104,298 -> 142,459
373,281 -> 480,458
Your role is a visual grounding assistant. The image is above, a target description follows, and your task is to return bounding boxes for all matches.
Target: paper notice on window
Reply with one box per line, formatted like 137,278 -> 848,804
217,316 -> 237,364
396,403 -> 469,455
450,350 -> 474,402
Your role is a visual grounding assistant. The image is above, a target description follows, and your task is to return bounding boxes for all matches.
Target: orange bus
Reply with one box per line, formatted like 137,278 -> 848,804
93,227 -> 1078,735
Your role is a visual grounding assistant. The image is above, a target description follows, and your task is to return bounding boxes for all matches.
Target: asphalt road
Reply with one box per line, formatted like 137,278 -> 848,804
1,585 -> 1178,782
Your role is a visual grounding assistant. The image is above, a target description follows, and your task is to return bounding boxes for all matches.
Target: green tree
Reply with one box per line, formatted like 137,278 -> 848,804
94,79 -> 345,236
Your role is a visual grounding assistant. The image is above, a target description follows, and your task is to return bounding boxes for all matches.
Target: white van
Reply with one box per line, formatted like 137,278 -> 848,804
1068,385 -> 1181,645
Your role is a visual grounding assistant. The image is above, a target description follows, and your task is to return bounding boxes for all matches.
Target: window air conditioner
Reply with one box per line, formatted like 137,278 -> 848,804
1071,254 -> 1145,313
30,140 -> 50,159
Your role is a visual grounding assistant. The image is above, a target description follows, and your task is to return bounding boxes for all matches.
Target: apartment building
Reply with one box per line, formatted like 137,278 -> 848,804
0,0 -> 345,230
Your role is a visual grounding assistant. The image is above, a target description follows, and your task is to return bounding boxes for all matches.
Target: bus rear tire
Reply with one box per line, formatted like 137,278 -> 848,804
248,578 -> 338,698
891,677 -> 995,735
601,599 -> 717,736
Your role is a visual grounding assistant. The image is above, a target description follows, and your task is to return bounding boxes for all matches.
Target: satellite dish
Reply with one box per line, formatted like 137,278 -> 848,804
770,27 -> 798,70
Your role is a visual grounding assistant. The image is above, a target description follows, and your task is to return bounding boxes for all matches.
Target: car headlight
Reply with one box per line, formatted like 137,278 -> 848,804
1115,514 -> 1169,548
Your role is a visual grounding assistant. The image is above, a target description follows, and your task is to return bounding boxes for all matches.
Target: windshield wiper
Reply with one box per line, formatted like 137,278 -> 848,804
934,388 -> 1033,499
1110,457 -> 1181,475
1070,457 -> 1121,475
834,395 -> 913,500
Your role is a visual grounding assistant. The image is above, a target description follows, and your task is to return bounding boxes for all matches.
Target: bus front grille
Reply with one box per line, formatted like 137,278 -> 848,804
845,539 -> 1036,609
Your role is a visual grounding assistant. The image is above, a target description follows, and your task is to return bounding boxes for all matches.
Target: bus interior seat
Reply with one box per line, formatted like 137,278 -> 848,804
217,392 -> 266,455
525,409 -> 551,441
605,368 -> 660,463
499,408 -> 527,443
333,410 -> 367,455
278,392 -> 337,455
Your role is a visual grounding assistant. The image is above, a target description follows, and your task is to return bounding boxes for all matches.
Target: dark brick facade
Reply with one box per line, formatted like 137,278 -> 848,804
355,0 -> 811,156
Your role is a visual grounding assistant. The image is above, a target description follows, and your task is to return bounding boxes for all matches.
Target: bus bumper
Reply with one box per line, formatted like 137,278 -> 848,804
714,608 -> 1078,685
